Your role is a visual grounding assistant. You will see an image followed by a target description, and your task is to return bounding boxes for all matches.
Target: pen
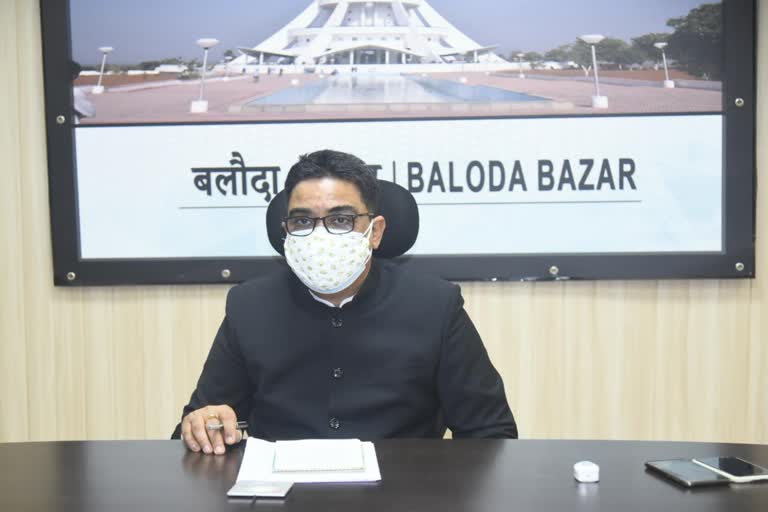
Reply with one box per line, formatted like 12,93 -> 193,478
206,420 -> 249,431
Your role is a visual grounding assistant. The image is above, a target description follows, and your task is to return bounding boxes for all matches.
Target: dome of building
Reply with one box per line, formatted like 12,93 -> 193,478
235,1 -> 506,68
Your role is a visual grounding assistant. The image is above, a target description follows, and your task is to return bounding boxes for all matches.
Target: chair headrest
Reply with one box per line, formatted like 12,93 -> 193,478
266,179 -> 419,258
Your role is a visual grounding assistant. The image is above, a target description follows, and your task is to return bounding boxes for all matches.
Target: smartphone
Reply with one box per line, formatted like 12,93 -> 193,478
693,457 -> 768,483
645,459 -> 731,488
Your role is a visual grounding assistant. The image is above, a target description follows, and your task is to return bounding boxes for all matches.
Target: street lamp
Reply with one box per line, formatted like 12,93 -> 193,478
223,55 -> 233,81
579,34 -> 608,109
92,46 -> 113,95
654,42 -> 675,89
190,38 -> 220,113
516,52 -> 526,79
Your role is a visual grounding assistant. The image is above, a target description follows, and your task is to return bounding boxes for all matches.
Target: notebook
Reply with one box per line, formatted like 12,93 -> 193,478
273,439 -> 365,472
236,438 -> 381,484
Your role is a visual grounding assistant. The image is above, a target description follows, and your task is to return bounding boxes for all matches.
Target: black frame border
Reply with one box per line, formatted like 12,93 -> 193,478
40,0 -> 756,286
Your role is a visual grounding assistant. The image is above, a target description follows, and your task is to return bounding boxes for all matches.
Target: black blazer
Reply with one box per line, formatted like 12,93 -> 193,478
174,259 -> 517,440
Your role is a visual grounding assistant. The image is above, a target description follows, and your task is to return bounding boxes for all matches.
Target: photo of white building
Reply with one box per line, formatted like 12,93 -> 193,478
69,0 -> 723,124
234,0 -> 506,68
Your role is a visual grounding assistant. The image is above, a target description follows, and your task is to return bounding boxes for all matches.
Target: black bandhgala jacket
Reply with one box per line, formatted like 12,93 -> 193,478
173,259 -> 517,440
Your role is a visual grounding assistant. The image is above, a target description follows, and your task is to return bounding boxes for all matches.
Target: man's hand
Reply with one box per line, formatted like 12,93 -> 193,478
181,405 -> 243,455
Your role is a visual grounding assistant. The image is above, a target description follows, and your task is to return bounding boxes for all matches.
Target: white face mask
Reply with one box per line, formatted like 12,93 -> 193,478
284,220 -> 374,295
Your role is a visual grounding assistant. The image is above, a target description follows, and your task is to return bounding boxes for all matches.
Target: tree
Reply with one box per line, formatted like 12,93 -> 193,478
522,51 -> 543,64
568,37 -> 644,70
544,44 -> 572,62
631,33 -> 672,64
568,40 -> 591,69
138,60 -> 161,71
508,50 -> 543,67
666,2 -> 722,79
604,40 -> 644,69
160,56 -> 184,65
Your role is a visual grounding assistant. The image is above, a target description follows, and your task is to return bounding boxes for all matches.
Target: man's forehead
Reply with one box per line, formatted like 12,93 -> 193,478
288,177 -> 365,209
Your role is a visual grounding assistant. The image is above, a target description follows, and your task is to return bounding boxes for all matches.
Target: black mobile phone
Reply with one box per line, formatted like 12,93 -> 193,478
645,459 -> 731,488
693,457 -> 768,481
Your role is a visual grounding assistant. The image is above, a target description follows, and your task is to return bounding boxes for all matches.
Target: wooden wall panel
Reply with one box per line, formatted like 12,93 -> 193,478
0,0 -> 30,443
0,0 -> 765,444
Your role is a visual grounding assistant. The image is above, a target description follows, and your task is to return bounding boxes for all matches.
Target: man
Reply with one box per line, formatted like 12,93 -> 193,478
176,150 -> 517,455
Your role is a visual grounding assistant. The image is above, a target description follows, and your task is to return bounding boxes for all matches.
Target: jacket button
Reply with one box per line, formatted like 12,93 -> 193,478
331,316 -> 343,328
329,418 -> 341,430
332,368 -> 344,379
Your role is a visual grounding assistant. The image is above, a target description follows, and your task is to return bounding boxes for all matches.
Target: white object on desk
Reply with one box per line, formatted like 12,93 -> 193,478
227,481 -> 293,498
236,438 -> 381,483
273,439 -> 365,472
574,461 -> 600,483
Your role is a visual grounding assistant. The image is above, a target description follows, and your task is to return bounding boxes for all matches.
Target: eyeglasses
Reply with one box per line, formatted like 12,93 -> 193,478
283,213 -> 375,236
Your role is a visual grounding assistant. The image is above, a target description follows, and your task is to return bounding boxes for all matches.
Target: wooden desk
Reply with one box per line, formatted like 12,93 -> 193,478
2,439 -> 767,511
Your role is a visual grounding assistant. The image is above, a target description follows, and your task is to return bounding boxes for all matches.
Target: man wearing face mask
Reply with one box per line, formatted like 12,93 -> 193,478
175,150 -> 517,455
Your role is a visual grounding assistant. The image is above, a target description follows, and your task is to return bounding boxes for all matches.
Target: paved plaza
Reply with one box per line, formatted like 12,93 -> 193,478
79,71 -> 722,125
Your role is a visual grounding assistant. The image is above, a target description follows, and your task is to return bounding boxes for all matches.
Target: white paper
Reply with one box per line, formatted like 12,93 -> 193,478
227,481 -> 293,498
273,439 -> 365,472
236,438 -> 382,483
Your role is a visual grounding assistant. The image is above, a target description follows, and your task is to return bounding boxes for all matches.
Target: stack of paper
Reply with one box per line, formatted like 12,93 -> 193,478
236,438 -> 382,484
273,439 -> 365,472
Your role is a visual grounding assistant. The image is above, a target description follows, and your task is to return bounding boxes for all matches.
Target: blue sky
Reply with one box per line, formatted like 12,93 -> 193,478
70,0 -> 714,65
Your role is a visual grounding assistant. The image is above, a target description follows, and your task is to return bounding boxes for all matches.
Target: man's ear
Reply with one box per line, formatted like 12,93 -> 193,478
371,215 -> 386,250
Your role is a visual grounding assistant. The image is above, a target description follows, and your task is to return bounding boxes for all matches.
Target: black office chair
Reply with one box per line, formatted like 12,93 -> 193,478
265,179 -> 419,258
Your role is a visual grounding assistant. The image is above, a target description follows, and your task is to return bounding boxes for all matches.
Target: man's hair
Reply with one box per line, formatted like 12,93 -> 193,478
284,150 -> 378,212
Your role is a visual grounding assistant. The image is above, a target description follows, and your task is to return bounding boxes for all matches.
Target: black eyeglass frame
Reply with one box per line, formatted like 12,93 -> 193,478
282,213 -> 375,237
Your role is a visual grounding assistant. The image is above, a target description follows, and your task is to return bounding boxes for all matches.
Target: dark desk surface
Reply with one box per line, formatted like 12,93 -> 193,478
2,439 -> 767,511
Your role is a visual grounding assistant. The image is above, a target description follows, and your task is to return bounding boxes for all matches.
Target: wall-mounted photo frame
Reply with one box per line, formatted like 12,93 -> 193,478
40,0 -> 755,285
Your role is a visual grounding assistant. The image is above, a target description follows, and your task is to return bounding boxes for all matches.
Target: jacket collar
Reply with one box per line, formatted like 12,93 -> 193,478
289,259 -> 381,311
